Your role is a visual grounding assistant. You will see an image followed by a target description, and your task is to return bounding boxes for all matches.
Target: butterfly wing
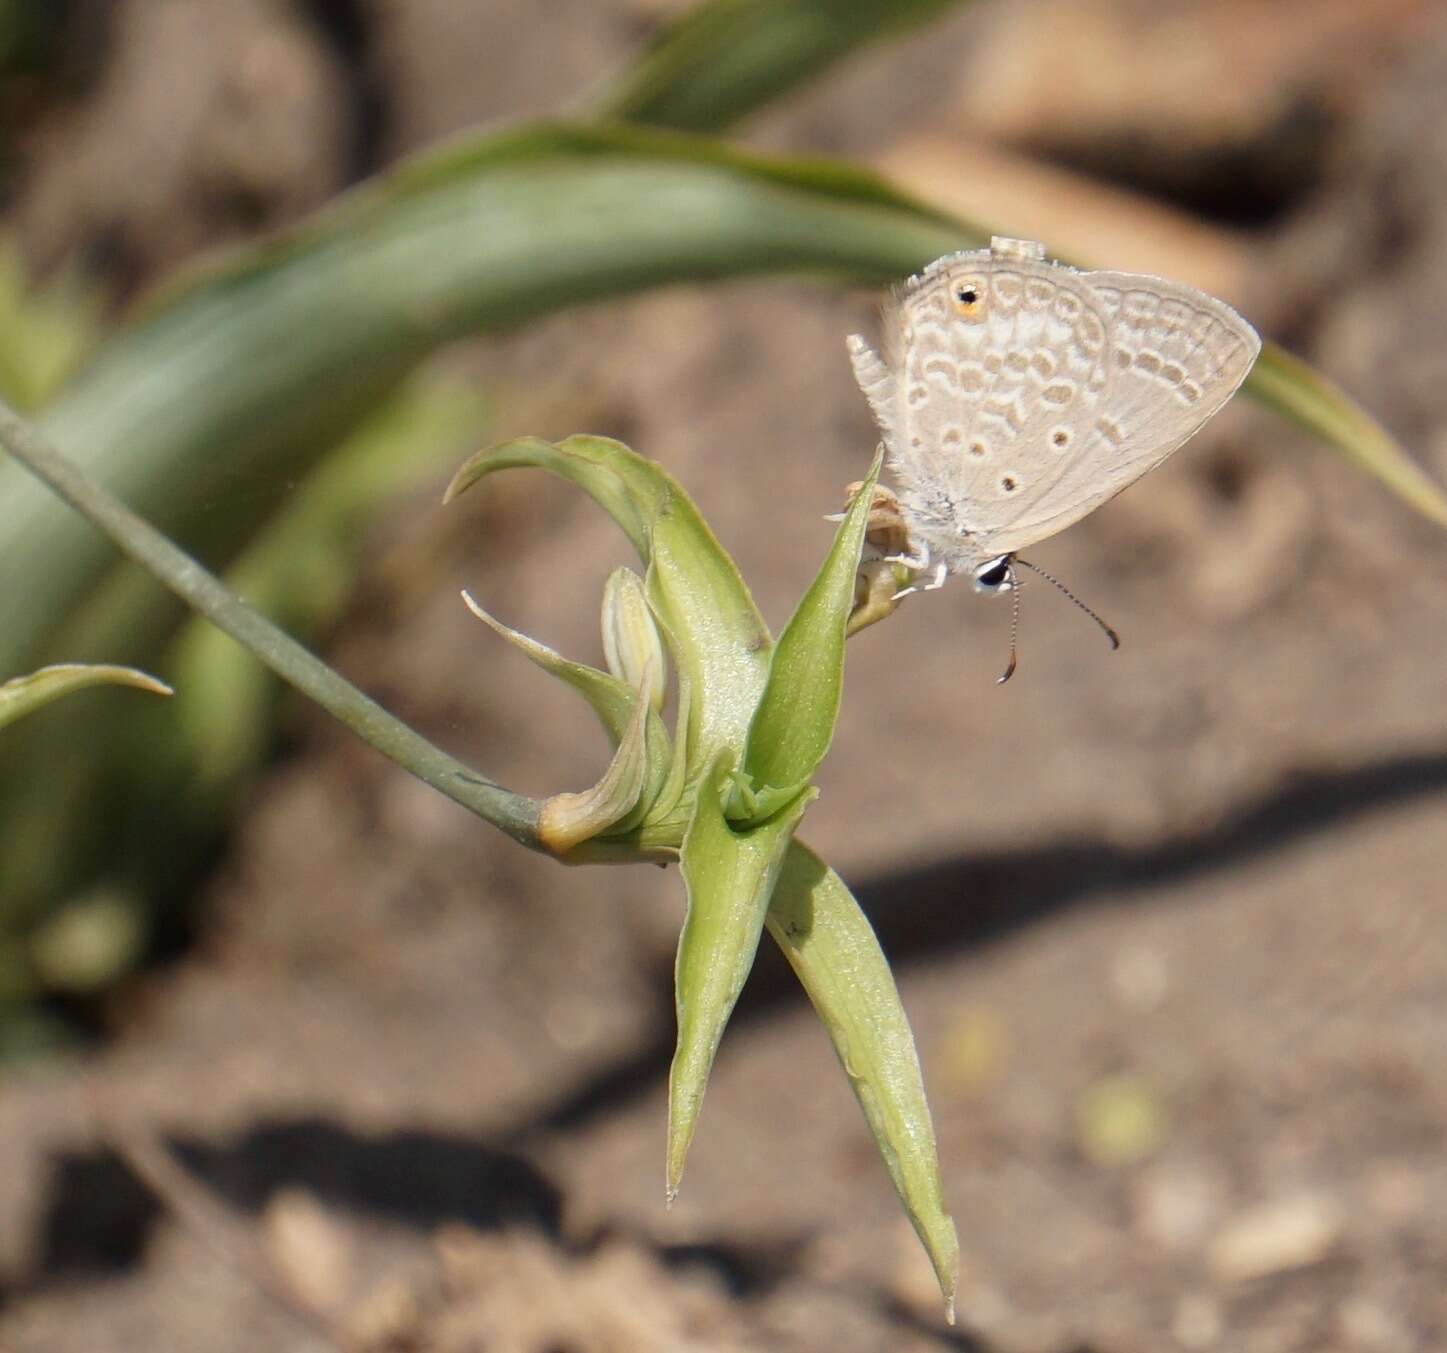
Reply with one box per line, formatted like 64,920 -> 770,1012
971,270 -> 1262,557
850,248 -> 1260,565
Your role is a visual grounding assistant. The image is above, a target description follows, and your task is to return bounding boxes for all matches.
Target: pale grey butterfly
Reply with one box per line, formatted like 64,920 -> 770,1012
846,236 -> 1261,679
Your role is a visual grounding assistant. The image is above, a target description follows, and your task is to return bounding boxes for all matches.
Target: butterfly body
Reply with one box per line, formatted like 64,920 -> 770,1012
847,237 -> 1261,591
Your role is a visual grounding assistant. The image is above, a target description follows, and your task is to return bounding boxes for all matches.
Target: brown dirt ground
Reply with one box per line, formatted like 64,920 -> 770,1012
3,3 -> 1446,1351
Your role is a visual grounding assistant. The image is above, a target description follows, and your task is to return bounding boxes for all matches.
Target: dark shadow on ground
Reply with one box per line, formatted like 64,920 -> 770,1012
520,748 -> 1447,1134
32,1119 -> 561,1283
28,1121 -> 806,1305
855,748 -> 1447,962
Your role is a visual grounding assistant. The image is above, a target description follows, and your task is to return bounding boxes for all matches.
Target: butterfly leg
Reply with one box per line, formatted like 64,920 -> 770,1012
882,546 -> 940,600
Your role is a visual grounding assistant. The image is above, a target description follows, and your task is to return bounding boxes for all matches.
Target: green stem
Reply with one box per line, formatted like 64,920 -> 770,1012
0,396 -> 542,849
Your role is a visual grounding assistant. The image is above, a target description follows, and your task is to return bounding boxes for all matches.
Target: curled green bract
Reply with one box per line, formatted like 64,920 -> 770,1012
0,663 -> 171,732
447,433 -> 957,1314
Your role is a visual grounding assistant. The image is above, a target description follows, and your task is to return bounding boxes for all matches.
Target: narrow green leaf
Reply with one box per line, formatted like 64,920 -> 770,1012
738,446 -> 881,813
766,840 -> 959,1319
594,0 -> 972,133
0,663 -> 171,731
1245,340 -> 1447,528
669,751 -> 815,1198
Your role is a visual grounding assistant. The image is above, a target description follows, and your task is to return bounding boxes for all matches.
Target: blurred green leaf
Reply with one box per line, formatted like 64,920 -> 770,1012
670,749 -> 814,1197
0,234 -> 103,411
736,446 -> 881,820
595,0 -> 971,132
1248,340 -> 1447,528
0,662 -> 170,730
171,373 -> 489,786
29,888 -> 146,994
766,839 -> 958,1316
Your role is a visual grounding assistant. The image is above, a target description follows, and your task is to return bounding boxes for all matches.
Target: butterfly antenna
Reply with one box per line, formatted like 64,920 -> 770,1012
996,571 -> 1021,684
1015,557 -> 1120,651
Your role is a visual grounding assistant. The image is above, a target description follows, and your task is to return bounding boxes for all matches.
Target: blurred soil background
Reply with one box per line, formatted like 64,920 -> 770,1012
3,1 -> 1447,1349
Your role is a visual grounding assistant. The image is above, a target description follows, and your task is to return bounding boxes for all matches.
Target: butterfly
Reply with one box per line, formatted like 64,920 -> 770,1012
846,237 -> 1260,676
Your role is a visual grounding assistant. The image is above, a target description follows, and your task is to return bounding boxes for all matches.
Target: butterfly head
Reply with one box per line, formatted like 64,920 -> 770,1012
971,555 -> 1017,595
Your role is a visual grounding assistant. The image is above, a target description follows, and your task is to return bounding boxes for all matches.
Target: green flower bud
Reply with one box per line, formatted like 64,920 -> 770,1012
601,567 -> 667,712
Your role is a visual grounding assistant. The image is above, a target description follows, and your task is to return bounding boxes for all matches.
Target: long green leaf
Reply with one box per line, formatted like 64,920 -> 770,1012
594,0 -> 971,132
766,839 -> 958,1318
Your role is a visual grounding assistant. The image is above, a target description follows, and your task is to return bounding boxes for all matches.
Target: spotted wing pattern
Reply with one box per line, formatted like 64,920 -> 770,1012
847,242 -> 1260,572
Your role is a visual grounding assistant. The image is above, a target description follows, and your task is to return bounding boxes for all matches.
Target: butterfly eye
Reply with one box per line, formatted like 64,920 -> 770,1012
974,557 -> 1013,591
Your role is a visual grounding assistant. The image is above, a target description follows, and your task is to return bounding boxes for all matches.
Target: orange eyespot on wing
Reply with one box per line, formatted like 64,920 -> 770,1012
949,273 -> 987,321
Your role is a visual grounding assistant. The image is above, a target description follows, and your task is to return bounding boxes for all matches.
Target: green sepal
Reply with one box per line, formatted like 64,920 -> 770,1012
732,447 -> 882,824
766,839 -> 959,1320
668,750 -> 814,1198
